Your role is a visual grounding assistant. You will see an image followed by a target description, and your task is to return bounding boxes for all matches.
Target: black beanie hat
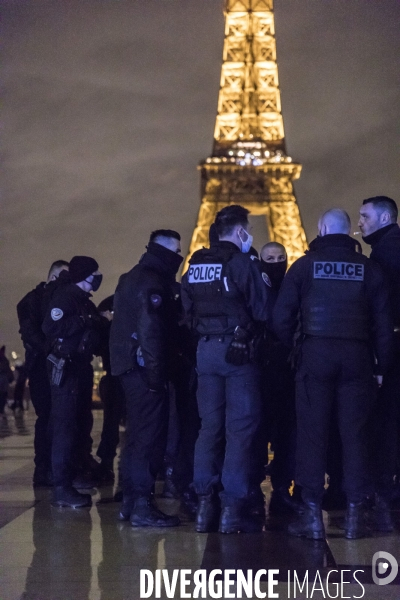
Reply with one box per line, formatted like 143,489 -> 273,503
69,256 -> 99,284
97,295 -> 114,313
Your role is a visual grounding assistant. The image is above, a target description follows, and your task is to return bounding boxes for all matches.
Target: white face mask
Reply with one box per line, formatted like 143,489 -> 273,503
239,228 -> 253,253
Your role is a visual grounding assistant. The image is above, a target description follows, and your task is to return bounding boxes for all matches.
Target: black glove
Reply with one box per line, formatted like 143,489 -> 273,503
225,326 -> 251,366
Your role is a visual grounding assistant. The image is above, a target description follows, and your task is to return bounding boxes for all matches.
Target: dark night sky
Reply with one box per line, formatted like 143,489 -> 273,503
2,0 -> 400,353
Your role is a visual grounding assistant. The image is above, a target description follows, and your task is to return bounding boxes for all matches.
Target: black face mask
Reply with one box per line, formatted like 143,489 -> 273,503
260,259 -> 287,288
147,242 -> 183,275
86,274 -> 103,292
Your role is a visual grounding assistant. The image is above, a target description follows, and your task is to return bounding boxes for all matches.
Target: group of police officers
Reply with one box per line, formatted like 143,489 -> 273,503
16,195 -> 400,540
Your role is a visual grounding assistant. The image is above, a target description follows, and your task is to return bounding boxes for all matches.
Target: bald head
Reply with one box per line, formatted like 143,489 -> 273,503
260,242 -> 287,263
318,209 -> 351,236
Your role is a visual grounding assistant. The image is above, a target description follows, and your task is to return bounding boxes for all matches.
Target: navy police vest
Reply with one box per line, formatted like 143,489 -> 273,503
187,245 -> 251,335
302,249 -> 370,340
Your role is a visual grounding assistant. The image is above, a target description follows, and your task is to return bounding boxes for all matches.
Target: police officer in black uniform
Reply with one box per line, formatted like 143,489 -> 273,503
95,295 -> 125,484
42,255 -> 104,508
17,259 -> 69,486
181,205 -> 271,533
259,243 -> 301,515
359,195 -> 400,527
273,209 -> 393,539
110,230 -> 183,527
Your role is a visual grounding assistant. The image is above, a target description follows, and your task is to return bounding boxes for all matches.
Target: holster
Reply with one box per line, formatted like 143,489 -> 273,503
225,326 -> 251,366
47,354 -> 67,387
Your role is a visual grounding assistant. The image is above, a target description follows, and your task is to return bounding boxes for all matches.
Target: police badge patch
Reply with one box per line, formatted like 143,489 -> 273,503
262,272 -> 272,287
150,294 -> 162,307
51,308 -> 64,321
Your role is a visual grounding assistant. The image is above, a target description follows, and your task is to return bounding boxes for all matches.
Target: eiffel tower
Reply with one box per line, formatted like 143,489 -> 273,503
185,0 -> 307,269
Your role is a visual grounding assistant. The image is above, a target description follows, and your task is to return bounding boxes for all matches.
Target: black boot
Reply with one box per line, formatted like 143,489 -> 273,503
218,502 -> 242,533
372,494 -> 394,532
269,488 -> 304,515
288,502 -> 325,540
117,495 -> 135,521
195,493 -> 220,533
97,461 -> 115,486
113,489 -> 123,502
162,466 -> 180,499
52,486 -> 92,508
322,486 -> 347,511
219,498 -> 262,534
247,488 -> 266,518
33,465 -> 53,487
130,497 -> 180,528
181,488 -> 198,521
73,470 -> 98,489
344,502 -> 368,539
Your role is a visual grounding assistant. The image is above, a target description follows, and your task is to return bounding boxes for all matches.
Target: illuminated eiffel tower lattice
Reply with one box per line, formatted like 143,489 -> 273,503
185,0 -> 307,269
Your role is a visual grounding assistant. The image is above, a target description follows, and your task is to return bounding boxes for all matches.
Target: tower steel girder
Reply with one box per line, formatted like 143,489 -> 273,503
185,0 -> 307,271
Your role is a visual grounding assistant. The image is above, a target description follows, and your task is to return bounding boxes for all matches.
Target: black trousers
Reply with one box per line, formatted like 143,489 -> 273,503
96,374 -> 125,467
295,338 -> 374,504
50,361 -> 94,487
0,391 -> 8,414
119,369 -> 168,498
29,357 -> 52,470
167,361 -> 200,491
262,342 -> 296,490
370,344 -> 400,497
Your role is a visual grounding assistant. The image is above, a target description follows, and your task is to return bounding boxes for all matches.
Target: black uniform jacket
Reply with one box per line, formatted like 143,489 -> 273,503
367,224 -> 400,328
273,234 -> 393,374
181,241 -> 272,336
109,250 -> 180,389
17,280 -> 62,370
17,282 -> 47,357
42,275 -> 103,361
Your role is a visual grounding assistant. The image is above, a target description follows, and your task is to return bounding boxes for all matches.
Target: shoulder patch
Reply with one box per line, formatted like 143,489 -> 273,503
150,293 -> 162,308
262,272 -> 272,287
51,308 -> 64,321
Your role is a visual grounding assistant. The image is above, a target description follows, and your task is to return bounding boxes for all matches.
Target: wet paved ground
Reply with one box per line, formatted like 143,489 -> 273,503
1,406 -> 400,599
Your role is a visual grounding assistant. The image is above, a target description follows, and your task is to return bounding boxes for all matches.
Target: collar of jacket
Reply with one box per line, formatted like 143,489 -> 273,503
54,275 -> 92,300
210,240 -> 241,253
140,242 -> 182,278
70,282 -> 92,299
362,223 -> 398,247
50,270 -> 92,298
307,233 -> 358,253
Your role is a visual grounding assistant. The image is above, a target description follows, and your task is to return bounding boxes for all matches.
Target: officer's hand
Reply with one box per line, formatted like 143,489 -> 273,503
100,310 -> 113,322
374,375 -> 383,387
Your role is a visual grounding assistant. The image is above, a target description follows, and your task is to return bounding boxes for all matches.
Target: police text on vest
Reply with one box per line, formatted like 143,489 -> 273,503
313,262 -> 364,281
188,264 -> 223,283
